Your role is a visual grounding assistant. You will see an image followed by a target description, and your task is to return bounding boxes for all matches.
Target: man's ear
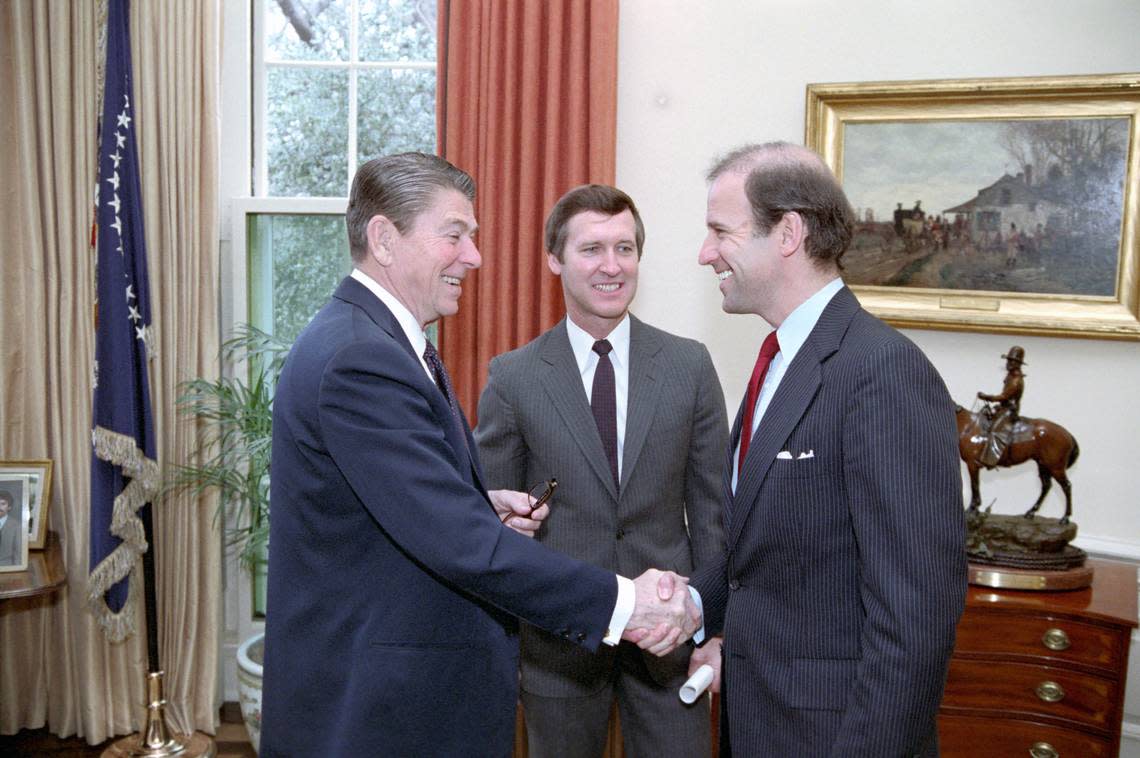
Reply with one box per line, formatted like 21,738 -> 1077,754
366,215 -> 397,266
779,211 -> 806,258
546,251 -> 563,276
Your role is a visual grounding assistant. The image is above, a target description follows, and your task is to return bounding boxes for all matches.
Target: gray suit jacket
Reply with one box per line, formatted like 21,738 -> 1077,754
692,287 -> 966,757
476,315 -> 728,696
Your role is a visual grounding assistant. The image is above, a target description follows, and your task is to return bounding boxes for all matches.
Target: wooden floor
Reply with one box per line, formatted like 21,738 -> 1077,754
0,709 -> 254,758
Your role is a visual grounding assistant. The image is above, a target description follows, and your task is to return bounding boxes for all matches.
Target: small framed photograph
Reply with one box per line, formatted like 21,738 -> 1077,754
805,73 -> 1140,339
0,476 -> 31,572
0,460 -> 53,550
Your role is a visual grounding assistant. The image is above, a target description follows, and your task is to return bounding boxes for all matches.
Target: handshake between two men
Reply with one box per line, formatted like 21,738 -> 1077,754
492,489 -> 703,658
622,569 -> 702,656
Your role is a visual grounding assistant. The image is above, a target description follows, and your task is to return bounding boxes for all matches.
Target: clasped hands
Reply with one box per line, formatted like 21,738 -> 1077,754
491,489 -> 703,658
621,569 -> 702,657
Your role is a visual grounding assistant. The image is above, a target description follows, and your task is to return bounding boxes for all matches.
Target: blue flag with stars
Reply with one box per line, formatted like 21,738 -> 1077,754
87,0 -> 158,643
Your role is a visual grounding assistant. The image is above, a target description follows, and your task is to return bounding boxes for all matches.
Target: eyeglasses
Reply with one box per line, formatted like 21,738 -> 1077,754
501,478 -> 557,523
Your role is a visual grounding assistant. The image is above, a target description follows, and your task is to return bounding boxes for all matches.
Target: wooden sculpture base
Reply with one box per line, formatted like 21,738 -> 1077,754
967,561 -> 1094,591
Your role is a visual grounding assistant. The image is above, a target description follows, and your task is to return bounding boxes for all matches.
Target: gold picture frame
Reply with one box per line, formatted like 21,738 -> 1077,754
805,73 -> 1140,339
0,460 -> 54,550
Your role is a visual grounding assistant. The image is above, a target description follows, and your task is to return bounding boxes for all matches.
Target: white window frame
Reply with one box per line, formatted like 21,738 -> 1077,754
252,0 -> 437,197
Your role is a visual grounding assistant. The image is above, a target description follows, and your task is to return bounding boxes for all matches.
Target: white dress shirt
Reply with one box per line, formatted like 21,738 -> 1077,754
732,277 -> 844,492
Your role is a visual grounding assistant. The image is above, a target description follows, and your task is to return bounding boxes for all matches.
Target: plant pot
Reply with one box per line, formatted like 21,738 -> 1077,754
236,632 -> 265,752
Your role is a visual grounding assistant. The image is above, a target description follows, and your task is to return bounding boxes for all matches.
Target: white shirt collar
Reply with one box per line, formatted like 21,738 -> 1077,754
774,277 -> 844,365
565,314 -> 631,373
350,268 -> 431,377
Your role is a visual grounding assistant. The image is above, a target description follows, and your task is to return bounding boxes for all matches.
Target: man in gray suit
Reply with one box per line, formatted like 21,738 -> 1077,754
688,143 -> 966,756
476,184 -> 728,757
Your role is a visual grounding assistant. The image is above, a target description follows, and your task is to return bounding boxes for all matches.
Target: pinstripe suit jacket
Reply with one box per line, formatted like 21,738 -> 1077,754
475,315 -> 728,696
692,287 -> 966,757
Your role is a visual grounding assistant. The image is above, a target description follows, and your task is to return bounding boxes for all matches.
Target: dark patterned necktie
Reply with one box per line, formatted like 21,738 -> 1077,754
738,331 -> 780,473
591,339 -> 619,490
422,340 -> 469,452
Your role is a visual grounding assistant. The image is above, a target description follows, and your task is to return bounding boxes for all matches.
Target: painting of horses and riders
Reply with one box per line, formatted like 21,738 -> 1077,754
840,117 -> 1129,297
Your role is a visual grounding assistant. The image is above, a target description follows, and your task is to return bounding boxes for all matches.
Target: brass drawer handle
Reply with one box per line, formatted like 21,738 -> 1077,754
1035,680 -> 1065,703
1041,627 -> 1071,651
1030,742 -> 1059,758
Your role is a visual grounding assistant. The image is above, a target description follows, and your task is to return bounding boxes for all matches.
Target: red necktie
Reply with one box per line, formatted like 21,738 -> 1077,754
738,331 -> 780,473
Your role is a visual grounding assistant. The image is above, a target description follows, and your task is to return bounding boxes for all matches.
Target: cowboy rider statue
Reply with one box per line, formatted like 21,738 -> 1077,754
976,346 -> 1026,468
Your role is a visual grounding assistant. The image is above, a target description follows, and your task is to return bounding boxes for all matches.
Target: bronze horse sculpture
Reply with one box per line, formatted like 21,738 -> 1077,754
955,405 -> 1080,524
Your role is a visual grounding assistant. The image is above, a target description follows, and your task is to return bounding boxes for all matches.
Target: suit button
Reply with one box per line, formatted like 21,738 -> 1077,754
577,631 -> 586,642
729,579 -> 740,590
616,528 -> 625,540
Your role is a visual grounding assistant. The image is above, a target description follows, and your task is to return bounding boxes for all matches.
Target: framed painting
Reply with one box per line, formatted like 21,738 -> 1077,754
0,475 -> 30,572
0,460 -> 53,550
805,73 -> 1140,339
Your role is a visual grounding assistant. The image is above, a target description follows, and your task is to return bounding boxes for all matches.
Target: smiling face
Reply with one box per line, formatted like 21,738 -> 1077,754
698,169 -> 783,318
548,209 -> 639,339
375,188 -> 481,327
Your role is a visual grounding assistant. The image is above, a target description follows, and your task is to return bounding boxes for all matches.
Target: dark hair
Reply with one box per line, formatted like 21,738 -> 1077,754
707,142 -> 855,266
544,184 -> 645,262
345,152 -> 476,262
0,490 -> 12,507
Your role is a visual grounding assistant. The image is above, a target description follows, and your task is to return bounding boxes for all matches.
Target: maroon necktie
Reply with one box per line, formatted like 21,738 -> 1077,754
423,340 -> 469,453
591,339 -> 619,490
738,331 -> 780,473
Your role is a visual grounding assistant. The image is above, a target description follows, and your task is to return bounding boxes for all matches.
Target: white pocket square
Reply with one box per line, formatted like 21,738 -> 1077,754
775,450 -> 794,460
797,449 -> 815,459
776,449 -> 814,460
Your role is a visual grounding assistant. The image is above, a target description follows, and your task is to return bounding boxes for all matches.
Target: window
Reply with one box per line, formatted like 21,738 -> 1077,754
256,0 -> 438,197
224,2 -> 438,628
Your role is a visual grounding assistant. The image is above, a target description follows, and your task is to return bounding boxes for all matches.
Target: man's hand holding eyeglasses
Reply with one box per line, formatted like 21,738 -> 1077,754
621,569 -> 702,657
489,489 -> 549,538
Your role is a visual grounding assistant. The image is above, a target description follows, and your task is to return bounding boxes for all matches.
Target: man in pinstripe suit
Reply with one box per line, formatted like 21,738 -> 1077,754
476,185 -> 729,757
688,142 -> 966,756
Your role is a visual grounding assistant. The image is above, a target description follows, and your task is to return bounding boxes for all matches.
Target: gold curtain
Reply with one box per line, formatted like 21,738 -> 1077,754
437,0 -> 620,420
0,0 -> 220,743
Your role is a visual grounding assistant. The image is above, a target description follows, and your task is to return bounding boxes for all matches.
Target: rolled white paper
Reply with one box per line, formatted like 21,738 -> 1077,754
679,664 -> 714,704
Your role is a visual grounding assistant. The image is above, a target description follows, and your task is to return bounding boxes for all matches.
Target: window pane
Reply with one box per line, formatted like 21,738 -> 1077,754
358,0 -> 437,61
265,0 -> 349,62
248,214 -> 352,346
267,67 -> 349,196
357,68 -> 436,161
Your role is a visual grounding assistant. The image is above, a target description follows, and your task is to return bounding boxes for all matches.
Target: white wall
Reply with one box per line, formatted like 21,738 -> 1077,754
615,0 -> 1140,751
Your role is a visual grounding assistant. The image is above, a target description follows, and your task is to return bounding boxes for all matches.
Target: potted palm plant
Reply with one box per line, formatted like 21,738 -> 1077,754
172,323 -> 289,751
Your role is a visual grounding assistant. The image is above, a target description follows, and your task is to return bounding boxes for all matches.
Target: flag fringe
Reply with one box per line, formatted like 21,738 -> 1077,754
87,425 -> 158,643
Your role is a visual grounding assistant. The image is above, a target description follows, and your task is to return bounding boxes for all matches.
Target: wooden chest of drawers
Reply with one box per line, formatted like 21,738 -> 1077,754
938,558 -> 1138,757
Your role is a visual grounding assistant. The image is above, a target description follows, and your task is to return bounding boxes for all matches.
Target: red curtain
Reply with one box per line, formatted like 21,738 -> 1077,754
437,0 -> 619,419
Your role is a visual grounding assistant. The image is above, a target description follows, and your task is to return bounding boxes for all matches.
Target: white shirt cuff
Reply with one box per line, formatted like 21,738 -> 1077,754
603,575 -> 636,645
688,585 -> 706,645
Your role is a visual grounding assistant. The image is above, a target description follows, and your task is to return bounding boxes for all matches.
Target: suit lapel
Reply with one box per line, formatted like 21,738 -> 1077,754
333,277 -> 484,489
540,320 -> 620,500
726,287 -> 860,548
620,316 -> 662,492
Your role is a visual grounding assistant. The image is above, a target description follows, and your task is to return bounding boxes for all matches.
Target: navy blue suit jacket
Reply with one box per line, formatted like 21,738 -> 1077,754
260,277 -> 618,757
692,287 -> 966,757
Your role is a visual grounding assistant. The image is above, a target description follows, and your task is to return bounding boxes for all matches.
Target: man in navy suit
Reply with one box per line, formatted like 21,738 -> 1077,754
260,153 -> 699,757
687,142 -> 966,756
